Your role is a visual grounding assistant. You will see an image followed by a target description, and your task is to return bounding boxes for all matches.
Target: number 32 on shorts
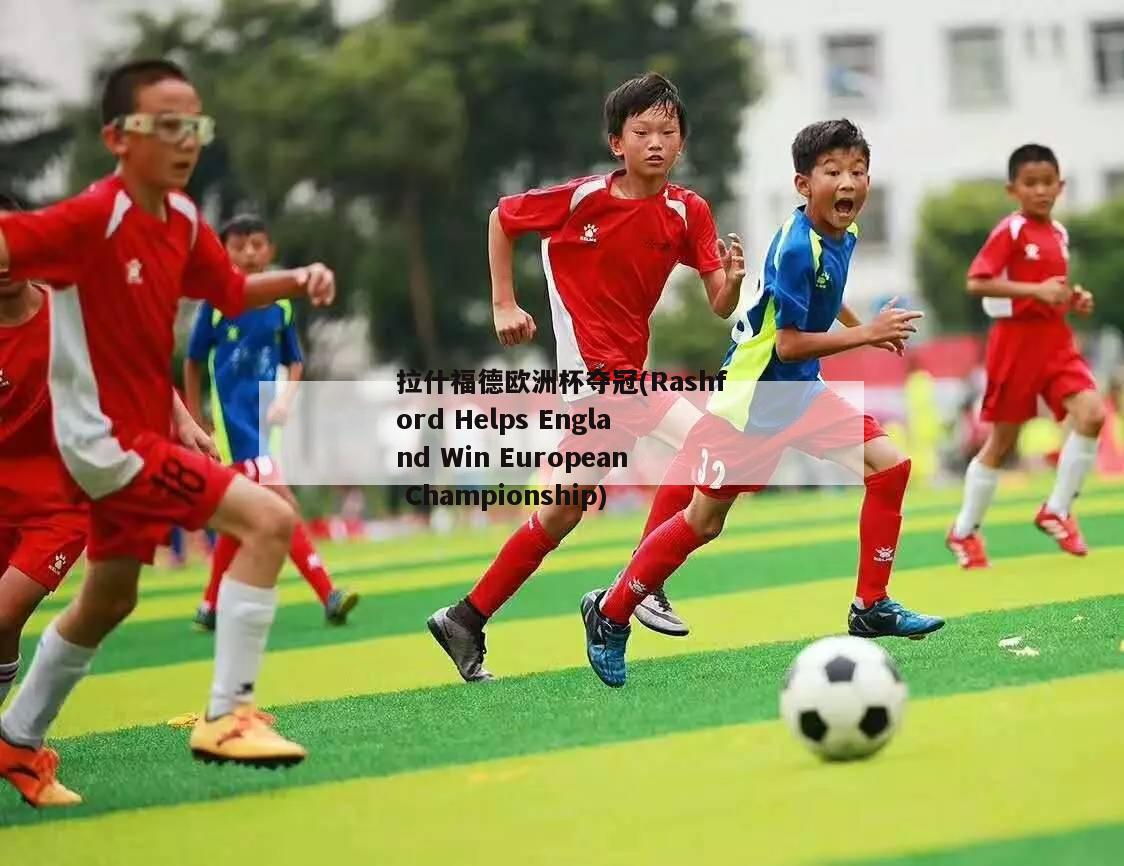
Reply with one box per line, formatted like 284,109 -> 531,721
696,448 -> 727,489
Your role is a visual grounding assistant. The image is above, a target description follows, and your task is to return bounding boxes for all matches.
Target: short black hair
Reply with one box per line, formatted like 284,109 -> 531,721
219,214 -> 270,243
100,59 -> 189,126
791,119 -> 871,175
1008,143 -> 1058,182
604,73 -> 688,140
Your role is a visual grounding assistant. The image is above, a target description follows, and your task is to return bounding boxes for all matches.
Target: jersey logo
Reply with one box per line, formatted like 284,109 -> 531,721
0,369 -> 9,390
815,271 -> 831,289
226,325 -> 241,341
581,224 -> 598,244
1024,243 -> 1040,261
125,258 -> 144,285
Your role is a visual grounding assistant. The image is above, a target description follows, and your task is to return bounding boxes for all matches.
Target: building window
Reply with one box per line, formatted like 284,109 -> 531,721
859,187 -> 889,245
1107,169 -> 1124,199
1093,21 -> 1124,94
825,35 -> 880,107
948,27 -> 1007,107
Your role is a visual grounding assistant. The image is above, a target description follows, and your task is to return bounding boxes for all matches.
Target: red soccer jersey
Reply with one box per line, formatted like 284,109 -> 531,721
498,170 -> 721,379
967,212 -> 1070,322
0,286 -> 81,519
0,175 -> 246,499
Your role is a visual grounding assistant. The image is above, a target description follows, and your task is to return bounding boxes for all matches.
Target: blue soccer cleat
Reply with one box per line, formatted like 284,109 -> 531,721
848,598 -> 945,640
581,590 -> 631,687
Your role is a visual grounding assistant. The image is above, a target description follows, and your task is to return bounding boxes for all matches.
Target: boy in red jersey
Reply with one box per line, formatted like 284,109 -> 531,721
0,272 -> 89,724
427,73 -> 745,682
947,145 -> 1102,568
0,59 -> 336,807
0,263 -> 218,807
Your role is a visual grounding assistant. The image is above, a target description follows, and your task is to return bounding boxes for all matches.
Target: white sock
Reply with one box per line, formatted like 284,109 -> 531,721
0,624 -> 94,748
209,580 -> 277,719
0,656 -> 19,708
1046,433 -> 1098,517
953,457 -> 1000,537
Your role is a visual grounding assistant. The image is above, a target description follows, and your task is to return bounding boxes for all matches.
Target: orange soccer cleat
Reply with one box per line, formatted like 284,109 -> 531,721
0,737 -> 82,808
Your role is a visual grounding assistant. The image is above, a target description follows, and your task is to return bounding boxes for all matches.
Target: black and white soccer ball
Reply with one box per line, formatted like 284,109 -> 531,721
780,636 -> 907,761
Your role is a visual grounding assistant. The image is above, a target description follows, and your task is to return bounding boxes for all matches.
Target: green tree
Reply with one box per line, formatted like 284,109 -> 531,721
0,67 -> 71,200
64,0 -> 757,367
914,181 -> 1010,333
1068,195 -> 1124,334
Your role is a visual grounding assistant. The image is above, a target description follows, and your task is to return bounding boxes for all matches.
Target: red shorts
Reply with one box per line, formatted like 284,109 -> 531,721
982,321 -> 1097,424
0,511 -> 88,592
696,389 -> 886,499
84,432 -> 237,564
555,390 -> 682,484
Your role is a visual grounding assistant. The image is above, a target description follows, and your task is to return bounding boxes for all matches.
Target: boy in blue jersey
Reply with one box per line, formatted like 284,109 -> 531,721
582,120 -> 945,687
185,215 -> 357,630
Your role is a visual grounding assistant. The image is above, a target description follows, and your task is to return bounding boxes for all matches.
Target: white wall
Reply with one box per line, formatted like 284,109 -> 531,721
737,0 -> 1124,319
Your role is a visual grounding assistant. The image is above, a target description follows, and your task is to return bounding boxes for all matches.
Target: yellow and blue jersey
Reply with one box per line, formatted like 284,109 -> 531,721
187,300 -> 302,464
709,206 -> 858,431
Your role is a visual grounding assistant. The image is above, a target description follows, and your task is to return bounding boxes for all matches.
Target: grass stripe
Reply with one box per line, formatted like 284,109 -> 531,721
37,480 -> 1124,609
3,671 -> 1121,861
23,507 -> 1124,677
841,823 -> 1124,866
38,550 -> 1124,740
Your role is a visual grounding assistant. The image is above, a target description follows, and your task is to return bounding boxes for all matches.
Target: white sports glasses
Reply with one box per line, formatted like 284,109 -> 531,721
118,113 -> 216,146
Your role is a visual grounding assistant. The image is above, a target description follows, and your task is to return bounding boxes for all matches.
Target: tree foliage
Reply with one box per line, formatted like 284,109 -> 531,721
62,0 -> 756,367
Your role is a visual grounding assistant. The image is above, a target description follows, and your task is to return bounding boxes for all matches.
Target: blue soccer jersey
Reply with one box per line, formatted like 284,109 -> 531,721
709,206 -> 858,431
187,300 -> 302,463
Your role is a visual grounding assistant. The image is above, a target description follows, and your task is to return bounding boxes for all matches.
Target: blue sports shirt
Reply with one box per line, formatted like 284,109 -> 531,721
187,300 -> 302,463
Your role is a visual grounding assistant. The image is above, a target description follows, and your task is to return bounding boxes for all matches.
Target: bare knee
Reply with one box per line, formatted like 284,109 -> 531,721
242,493 -> 297,550
684,496 -> 729,543
977,425 -> 1019,467
1074,402 -> 1106,438
537,502 -> 584,540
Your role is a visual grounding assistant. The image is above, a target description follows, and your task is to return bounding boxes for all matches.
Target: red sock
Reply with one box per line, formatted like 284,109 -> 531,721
601,512 -> 707,624
291,522 -> 334,605
467,512 -> 559,617
640,484 -> 695,542
203,535 -> 239,610
856,459 -> 911,607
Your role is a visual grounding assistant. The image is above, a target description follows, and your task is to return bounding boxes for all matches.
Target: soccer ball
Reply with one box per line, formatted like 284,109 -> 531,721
779,635 -> 907,761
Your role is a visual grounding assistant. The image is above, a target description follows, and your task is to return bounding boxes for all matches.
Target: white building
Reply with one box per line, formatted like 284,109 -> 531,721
736,0 -> 1124,320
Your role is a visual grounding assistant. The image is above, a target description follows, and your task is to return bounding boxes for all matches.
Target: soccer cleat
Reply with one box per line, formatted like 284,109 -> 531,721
427,606 -> 494,682
848,598 -> 945,640
193,604 -> 216,632
634,586 -> 690,637
581,589 -> 631,688
325,588 -> 359,626
189,705 -> 306,768
946,528 -> 990,569
0,737 -> 82,808
1034,505 -> 1088,557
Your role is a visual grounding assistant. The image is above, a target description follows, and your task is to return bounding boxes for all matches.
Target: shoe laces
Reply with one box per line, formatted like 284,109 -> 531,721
650,588 -> 672,612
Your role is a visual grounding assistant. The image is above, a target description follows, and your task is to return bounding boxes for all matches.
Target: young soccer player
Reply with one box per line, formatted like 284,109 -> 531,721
185,214 -> 358,630
0,273 -> 89,736
0,58 -> 336,806
946,145 -> 1101,567
427,73 -> 745,682
580,120 -> 945,687
0,268 -> 215,723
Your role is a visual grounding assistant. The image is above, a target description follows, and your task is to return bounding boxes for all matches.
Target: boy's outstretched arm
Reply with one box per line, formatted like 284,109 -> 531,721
777,305 -> 922,363
967,274 -> 1071,305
